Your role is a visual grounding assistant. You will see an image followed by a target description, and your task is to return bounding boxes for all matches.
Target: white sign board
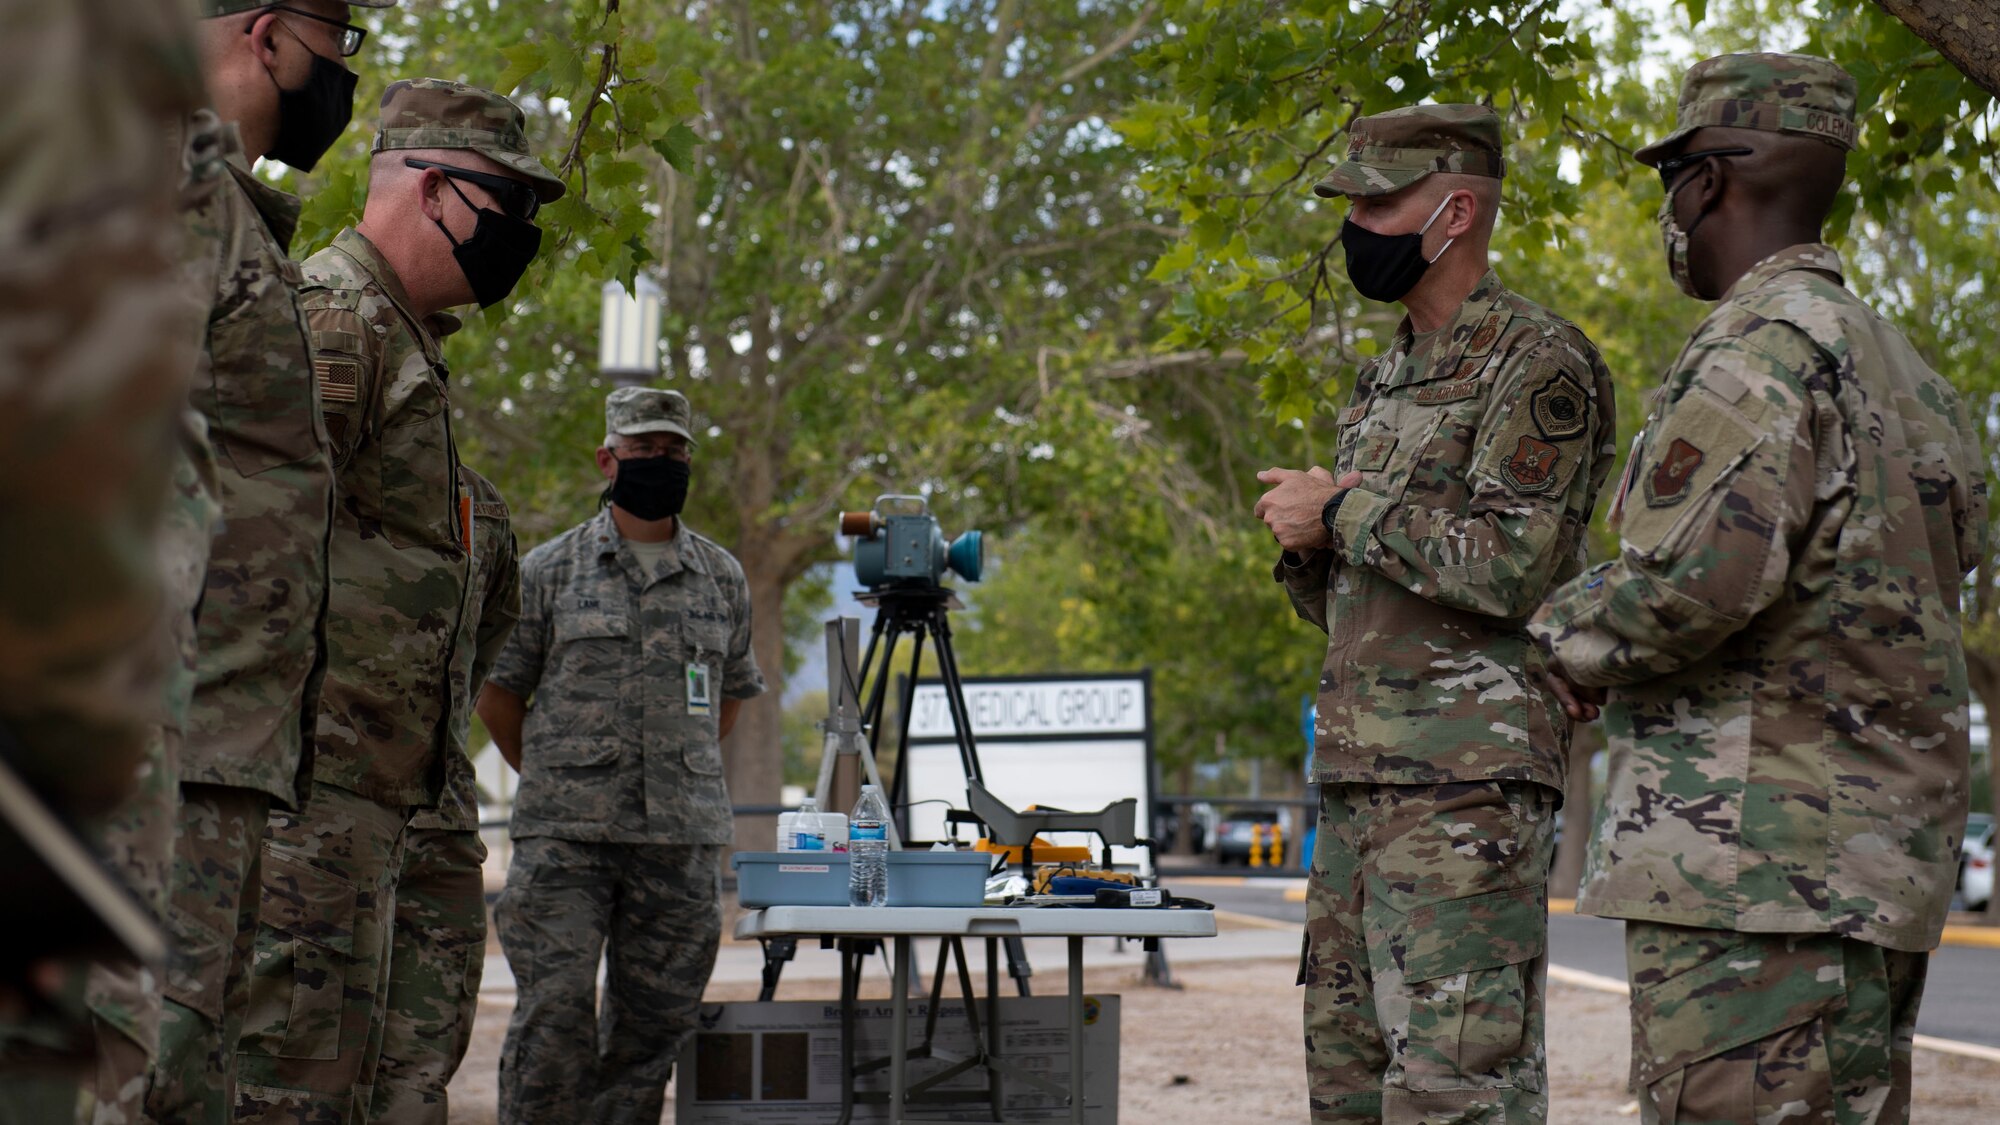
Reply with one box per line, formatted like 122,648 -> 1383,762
903,674 -> 1152,873
674,996 -> 1120,1123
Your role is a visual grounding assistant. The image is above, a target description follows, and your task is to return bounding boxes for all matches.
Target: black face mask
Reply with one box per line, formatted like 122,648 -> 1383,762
263,34 -> 357,172
607,455 -> 691,522
435,178 -> 542,308
1339,193 -> 1456,303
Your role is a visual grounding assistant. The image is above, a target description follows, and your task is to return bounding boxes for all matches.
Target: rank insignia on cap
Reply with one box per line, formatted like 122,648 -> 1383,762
1499,435 -> 1562,494
1530,373 -> 1588,440
315,358 -> 360,404
1644,438 -> 1706,507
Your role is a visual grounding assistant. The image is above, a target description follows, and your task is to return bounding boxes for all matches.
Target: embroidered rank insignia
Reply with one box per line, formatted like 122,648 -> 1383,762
1530,372 -> 1588,440
315,357 -> 360,404
1644,438 -> 1706,508
1499,435 -> 1562,494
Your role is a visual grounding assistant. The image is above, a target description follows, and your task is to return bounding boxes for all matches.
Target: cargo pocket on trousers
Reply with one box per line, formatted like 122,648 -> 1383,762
242,849 -> 356,1061
1629,939 -> 1843,1121
1397,884 -> 1547,1092
161,901 -> 230,1023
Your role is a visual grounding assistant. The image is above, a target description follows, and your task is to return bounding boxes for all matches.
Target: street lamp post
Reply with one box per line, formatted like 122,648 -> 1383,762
599,274 -> 663,388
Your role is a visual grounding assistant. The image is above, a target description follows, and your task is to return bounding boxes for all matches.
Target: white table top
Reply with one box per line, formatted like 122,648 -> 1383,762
735,905 -> 1218,941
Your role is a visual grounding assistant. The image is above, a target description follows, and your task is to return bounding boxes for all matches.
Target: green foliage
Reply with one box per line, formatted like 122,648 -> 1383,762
781,689 -> 829,788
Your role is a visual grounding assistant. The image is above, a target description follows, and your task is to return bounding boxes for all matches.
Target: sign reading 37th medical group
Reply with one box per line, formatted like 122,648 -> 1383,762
904,673 -> 1153,873
909,678 -> 1147,740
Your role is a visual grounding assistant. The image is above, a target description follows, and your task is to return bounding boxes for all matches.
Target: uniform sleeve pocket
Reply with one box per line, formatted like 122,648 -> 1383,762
1622,388 -> 1764,562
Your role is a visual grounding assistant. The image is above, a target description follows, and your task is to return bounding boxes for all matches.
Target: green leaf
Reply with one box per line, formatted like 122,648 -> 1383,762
651,123 -> 700,172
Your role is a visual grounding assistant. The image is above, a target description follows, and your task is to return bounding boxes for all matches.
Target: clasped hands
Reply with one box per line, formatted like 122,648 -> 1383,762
1254,466 -> 1361,553
1254,464 -> 1606,724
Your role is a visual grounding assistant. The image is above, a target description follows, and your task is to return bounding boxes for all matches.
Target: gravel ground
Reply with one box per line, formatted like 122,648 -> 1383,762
446,952 -> 2000,1123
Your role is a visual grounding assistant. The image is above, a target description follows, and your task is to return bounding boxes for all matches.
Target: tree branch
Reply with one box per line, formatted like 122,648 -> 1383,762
1872,0 -> 2000,99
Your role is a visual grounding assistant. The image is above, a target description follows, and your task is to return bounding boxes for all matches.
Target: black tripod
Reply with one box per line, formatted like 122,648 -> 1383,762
850,585 -> 1038,996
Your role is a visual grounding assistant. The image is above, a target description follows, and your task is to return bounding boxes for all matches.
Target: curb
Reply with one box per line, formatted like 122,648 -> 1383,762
1547,965 -> 2000,1064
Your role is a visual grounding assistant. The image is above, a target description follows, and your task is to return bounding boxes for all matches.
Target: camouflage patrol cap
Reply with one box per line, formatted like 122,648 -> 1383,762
606,387 -> 696,445
1313,104 -> 1505,198
372,78 -> 566,202
201,1 -> 396,15
1636,52 -> 1858,167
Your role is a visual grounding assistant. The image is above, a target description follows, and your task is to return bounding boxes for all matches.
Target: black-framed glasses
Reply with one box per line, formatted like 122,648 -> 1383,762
257,5 -> 368,58
404,159 -> 542,221
1656,147 -> 1753,192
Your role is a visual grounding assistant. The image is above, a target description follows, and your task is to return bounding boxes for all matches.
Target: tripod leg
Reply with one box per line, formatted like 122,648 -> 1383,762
1004,935 -> 1033,997
926,608 -> 984,785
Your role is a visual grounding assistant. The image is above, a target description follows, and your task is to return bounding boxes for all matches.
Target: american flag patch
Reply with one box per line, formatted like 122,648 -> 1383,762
315,358 -> 360,404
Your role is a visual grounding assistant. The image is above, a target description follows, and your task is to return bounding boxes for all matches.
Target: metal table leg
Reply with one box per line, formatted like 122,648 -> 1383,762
1068,935 -> 1084,1124
889,935 -> 911,1124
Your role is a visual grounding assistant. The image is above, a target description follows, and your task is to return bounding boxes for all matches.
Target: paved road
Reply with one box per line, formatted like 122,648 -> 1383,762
1183,880 -> 2000,1049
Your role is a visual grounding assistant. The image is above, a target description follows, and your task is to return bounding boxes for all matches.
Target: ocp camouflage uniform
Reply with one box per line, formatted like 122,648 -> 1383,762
1275,106 -> 1616,1124
233,79 -> 560,1124
1530,55 -> 1987,1125
0,0 -> 206,1119
149,28 -> 364,1113
79,416 -> 220,1125
491,389 -> 765,1125
0,0 -> 203,823
370,466 -> 520,1125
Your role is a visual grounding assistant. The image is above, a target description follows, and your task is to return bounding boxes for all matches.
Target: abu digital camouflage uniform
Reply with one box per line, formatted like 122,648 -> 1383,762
1275,105 -> 1616,1124
1530,55 -> 1987,1125
371,465 -> 520,1125
234,78 -> 557,1124
491,388 -> 765,1125
0,1 -> 206,1121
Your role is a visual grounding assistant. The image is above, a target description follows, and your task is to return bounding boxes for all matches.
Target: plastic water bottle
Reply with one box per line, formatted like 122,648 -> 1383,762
848,784 -> 891,907
793,798 -> 825,851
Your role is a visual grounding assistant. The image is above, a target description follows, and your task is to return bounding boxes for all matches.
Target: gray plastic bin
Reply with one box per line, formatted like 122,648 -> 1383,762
886,851 -> 993,907
733,852 -> 850,907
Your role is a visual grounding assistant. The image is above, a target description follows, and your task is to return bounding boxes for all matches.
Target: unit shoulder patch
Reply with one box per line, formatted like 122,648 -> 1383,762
1644,438 -> 1705,508
1529,371 -> 1588,440
1498,435 -> 1563,495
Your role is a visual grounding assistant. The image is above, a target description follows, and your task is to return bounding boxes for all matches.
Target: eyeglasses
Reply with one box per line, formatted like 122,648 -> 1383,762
258,5 -> 368,58
1655,147 -> 1753,192
404,159 -> 542,221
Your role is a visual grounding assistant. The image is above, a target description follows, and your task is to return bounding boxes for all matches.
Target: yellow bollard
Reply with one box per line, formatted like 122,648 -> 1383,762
1248,823 -> 1264,868
1271,823 -> 1285,868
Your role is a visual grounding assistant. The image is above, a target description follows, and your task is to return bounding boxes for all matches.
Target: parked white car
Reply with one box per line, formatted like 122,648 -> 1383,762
1960,813 -> 1994,912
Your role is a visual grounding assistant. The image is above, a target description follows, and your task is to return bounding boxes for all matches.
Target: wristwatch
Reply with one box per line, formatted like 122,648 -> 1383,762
1321,490 -> 1347,539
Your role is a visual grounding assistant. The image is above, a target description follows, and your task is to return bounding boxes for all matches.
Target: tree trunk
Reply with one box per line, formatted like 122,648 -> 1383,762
723,555 -> 790,857
1874,1 -> 2000,100
1550,725 -> 1599,900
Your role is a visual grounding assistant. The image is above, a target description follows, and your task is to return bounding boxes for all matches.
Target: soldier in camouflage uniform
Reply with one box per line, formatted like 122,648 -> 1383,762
370,464 -> 519,1124
1530,55 -> 1987,1125
233,79 -> 558,1123
479,387 -> 767,1125
145,4 -> 392,1123
0,1 -> 206,1120
1254,106 -> 1616,1123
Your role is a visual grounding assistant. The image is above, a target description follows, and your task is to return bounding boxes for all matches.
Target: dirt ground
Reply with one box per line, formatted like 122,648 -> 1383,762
445,953 -> 2000,1124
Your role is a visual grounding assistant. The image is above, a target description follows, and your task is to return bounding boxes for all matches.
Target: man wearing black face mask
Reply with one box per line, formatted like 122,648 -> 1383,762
1252,104 -> 1616,1124
133,4 -> 390,1123
227,79 -> 561,1124
477,387 -> 765,1125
